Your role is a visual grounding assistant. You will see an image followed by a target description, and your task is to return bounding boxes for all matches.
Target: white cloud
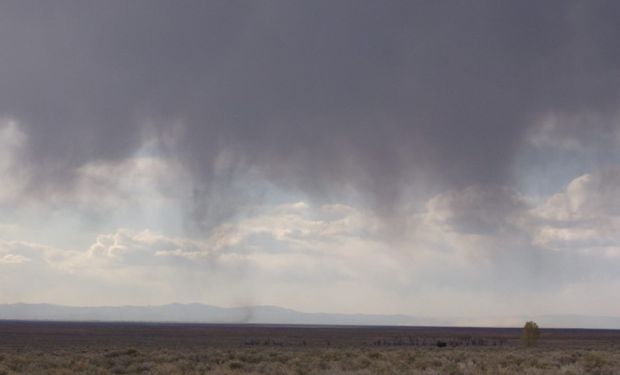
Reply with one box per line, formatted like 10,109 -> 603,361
0,202 -> 404,311
0,254 -> 30,264
531,168 -> 620,256
0,115 -> 187,216
2,173 -> 620,317
72,155 -> 187,211
526,111 -> 620,152
0,121 -> 190,250
85,229 -> 211,263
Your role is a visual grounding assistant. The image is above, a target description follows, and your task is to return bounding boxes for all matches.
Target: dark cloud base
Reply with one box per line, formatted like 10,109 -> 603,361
1,0 -> 619,222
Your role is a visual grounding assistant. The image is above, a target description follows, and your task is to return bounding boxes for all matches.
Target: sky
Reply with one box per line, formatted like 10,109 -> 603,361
1,1 -> 620,323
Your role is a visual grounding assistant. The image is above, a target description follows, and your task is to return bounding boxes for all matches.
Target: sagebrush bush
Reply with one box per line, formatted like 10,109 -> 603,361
0,343 -> 619,374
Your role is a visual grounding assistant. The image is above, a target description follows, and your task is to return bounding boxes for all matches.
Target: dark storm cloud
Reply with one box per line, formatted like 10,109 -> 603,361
1,1 -> 619,218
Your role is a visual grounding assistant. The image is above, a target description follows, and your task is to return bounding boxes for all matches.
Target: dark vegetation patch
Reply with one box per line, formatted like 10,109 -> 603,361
0,321 -> 619,374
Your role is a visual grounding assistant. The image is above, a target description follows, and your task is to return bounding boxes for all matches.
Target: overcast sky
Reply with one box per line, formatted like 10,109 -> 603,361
1,1 -> 620,323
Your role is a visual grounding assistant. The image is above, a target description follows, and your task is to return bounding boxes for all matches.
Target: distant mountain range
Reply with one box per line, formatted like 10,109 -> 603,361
0,303 -> 618,329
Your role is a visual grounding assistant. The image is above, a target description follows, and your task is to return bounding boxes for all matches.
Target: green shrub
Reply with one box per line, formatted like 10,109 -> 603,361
521,321 -> 540,347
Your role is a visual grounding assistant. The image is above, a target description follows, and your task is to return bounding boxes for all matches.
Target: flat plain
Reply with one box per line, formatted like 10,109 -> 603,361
0,321 -> 619,374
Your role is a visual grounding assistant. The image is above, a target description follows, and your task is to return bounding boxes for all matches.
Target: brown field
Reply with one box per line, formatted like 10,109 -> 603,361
0,321 -> 619,374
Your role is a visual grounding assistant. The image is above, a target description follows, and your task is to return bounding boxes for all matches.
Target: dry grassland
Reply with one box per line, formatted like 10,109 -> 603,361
0,322 -> 618,374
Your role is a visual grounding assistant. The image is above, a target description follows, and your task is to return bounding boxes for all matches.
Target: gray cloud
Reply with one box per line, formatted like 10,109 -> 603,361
1,0 -> 620,224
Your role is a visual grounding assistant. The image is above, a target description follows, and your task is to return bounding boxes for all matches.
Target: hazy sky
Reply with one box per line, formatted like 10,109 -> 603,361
1,1 -> 620,322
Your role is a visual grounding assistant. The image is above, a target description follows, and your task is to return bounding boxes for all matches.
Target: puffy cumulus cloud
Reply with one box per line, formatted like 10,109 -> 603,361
0,239 -> 79,271
2,187 -> 620,315
211,201 -> 375,248
535,169 -> 620,222
0,201 -> 414,310
66,188 -> 620,312
0,119 -> 191,249
405,185 -> 543,281
515,110 -> 620,198
532,168 -> 620,257
0,232 -> 219,305
526,111 -> 620,153
0,254 -> 30,264
394,182 -> 620,311
0,238 -> 85,303
0,203 -> 395,309
0,116 -> 186,212
33,148 -> 188,217
73,156 -> 186,210
78,200 -> 369,266
417,176 -> 620,263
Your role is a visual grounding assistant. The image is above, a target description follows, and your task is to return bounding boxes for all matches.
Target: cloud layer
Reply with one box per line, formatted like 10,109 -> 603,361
1,1 -> 620,217
1,1 -> 620,321
2,174 -> 620,316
